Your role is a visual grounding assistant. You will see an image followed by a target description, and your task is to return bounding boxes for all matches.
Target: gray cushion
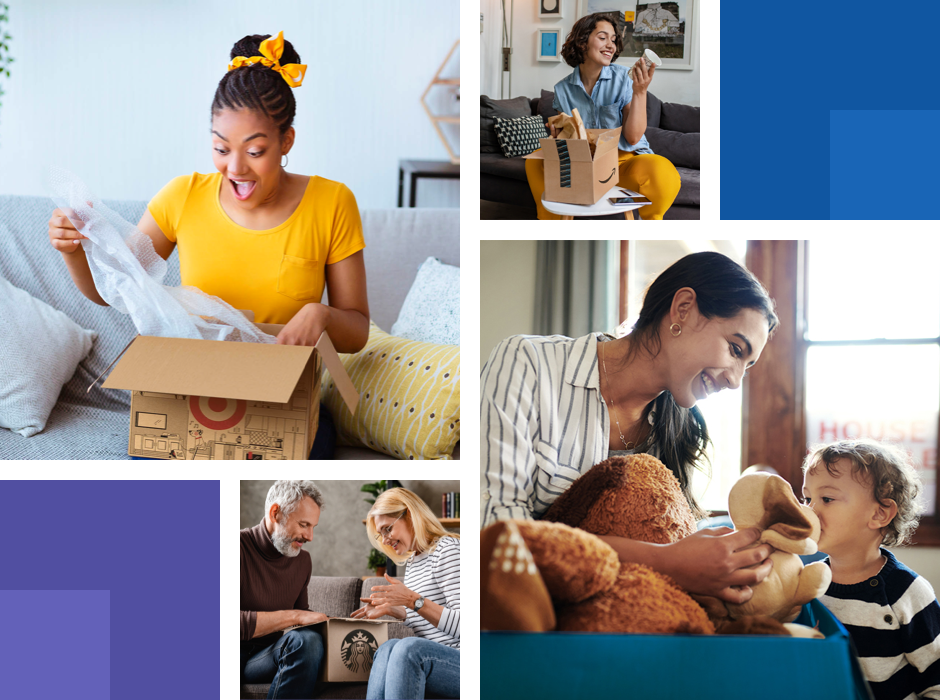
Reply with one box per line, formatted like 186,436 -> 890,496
306,576 -> 362,618
645,127 -> 700,169
645,92 -> 663,128
537,90 -> 557,122
480,95 -> 533,154
480,153 -> 529,181
660,101 -> 700,134
673,167 -> 700,206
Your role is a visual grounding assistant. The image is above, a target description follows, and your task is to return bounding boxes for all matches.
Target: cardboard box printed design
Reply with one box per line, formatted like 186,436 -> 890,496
102,324 -> 358,460
524,128 -> 621,205
313,618 -> 391,682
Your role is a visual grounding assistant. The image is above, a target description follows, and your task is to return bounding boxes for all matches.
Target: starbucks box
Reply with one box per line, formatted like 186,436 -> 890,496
313,617 -> 391,682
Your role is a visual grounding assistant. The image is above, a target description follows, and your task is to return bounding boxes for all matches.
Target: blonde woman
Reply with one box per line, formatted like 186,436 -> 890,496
352,488 -> 460,699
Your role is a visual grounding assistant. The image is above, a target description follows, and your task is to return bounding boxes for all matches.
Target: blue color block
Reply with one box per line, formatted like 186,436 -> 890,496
720,0 -> 940,219
831,110 -> 940,219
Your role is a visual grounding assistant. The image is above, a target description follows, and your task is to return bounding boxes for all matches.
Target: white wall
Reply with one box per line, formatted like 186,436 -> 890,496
480,240 -> 538,370
0,0 -> 459,208
481,0 -> 503,98
481,0 -> 699,106
890,546 -> 940,595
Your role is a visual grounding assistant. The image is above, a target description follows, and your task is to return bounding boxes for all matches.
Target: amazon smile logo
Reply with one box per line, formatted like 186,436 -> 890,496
598,168 -> 616,184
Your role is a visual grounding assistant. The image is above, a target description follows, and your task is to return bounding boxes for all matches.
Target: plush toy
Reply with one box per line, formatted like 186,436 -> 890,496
481,454 -> 716,635
721,472 -> 832,623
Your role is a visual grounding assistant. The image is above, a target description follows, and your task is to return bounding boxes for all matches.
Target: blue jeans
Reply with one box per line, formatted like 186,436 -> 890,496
366,637 -> 460,699
133,403 -> 336,460
241,628 -> 324,699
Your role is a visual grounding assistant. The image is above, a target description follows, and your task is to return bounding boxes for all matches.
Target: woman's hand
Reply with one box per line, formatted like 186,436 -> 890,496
656,527 -> 774,604
351,597 -> 402,620
632,58 -> 655,95
48,205 -> 90,255
369,573 -> 419,609
276,302 -> 332,346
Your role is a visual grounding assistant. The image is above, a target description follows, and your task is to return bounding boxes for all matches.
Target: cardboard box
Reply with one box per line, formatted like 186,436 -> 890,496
480,600 -> 871,700
102,327 -> 358,460
312,617 -> 391,682
524,128 -> 621,205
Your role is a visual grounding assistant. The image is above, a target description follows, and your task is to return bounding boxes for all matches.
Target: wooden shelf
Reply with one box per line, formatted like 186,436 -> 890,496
433,78 -> 460,85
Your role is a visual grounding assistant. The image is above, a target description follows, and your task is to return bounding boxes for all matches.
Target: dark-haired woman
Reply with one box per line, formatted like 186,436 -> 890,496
481,252 -> 778,604
48,32 -> 367,459
525,14 -> 681,220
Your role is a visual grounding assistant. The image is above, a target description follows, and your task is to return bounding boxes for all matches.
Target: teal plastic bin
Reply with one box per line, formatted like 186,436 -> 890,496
481,599 -> 872,700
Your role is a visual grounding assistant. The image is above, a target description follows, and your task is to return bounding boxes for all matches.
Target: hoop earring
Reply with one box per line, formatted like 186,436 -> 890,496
670,323 -> 682,337
281,154 -> 289,168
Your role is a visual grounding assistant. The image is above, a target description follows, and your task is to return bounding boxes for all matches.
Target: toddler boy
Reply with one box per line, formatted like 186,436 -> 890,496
802,439 -> 940,699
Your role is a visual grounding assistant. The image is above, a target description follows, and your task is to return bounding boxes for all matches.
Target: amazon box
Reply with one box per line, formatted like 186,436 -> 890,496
313,617 -> 391,682
524,128 -> 621,205
101,325 -> 358,460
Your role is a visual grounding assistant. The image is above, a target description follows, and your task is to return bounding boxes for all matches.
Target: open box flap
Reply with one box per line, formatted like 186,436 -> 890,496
590,128 -> 621,158
315,332 -> 359,415
102,335 -> 313,403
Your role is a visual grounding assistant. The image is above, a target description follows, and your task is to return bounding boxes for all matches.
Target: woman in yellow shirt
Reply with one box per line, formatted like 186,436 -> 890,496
48,32 -> 368,459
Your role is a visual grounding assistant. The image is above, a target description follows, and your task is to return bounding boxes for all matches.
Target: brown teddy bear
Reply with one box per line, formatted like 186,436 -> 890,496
481,454 -> 716,635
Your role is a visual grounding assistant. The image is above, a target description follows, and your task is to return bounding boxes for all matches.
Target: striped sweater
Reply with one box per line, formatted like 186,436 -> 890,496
821,549 -> 940,700
403,536 -> 460,649
481,333 -> 663,527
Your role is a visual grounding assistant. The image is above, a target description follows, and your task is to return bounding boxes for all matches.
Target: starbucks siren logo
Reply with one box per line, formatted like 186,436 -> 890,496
340,628 -> 378,673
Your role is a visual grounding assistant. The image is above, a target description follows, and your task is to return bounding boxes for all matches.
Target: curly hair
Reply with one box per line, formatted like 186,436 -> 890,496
211,34 -> 301,136
561,13 -> 624,67
802,439 -> 924,546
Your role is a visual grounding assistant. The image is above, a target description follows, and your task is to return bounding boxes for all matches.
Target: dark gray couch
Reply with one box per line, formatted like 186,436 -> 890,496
480,90 -> 700,220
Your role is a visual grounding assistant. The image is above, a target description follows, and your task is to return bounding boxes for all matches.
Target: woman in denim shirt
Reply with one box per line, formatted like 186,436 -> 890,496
525,14 -> 681,219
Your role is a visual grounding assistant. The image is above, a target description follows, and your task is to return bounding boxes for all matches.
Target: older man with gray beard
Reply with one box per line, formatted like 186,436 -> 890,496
241,481 -> 328,699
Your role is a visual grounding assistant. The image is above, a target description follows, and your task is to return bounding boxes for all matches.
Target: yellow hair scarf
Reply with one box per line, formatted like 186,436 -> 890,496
228,31 -> 306,88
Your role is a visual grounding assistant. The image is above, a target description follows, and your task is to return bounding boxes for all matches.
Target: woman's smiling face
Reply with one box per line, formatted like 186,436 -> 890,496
663,298 -> 770,409
583,20 -> 617,66
373,512 -> 415,555
211,108 -> 293,208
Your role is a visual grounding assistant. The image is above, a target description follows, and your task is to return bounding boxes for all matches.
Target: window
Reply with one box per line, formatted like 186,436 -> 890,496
745,241 -> 940,543
622,240 -> 748,512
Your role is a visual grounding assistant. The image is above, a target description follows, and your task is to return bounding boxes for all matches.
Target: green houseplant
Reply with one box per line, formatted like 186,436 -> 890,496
367,547 -> 387,577
361,480 -> 388,505
0,4 -> 12,114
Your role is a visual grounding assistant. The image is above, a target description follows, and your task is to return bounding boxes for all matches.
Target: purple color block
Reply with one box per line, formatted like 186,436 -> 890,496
0,590 -> 110,697
0,481 -> 220,699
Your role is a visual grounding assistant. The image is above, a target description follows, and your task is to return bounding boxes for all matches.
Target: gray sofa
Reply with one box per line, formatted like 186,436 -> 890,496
0,195 -> 460,459
481,90 -> 700,220
242,576 -> 422,700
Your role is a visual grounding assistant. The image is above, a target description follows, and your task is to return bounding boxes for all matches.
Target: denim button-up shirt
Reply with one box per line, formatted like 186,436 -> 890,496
552,63 -> 653,154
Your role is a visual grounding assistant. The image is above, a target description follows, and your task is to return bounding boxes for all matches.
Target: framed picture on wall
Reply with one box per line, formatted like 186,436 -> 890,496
539,0 -> 564,18
576,0 -> 695,70
537,28 -> 562,62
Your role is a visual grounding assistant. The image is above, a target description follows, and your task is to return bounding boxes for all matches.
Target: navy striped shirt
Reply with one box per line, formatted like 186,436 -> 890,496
403,536 -> 460,649
481,333 -> 662,527
821,549 -> 940,700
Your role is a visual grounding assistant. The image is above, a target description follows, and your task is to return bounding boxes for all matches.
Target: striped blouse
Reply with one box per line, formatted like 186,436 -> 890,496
820,549 -> 940,700
403,536 -> 460,649
481,333 -> 660,528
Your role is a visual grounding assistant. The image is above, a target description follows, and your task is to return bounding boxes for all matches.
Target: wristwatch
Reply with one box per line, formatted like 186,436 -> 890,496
413,596 -> 425,612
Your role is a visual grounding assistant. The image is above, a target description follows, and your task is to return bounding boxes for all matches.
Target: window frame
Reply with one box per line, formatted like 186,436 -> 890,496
743,240 -> 940,546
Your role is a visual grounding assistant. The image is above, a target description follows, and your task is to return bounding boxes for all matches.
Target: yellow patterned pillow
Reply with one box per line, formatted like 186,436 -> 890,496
321,322 -> 460,460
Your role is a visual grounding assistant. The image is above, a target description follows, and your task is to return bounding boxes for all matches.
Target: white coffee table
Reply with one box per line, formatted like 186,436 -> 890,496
541,186 -> 650,220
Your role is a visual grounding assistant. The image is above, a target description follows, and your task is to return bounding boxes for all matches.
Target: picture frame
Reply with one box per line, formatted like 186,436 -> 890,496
539,0 -> 564,18
575,0 -> 695,70
537,28 -> 562,62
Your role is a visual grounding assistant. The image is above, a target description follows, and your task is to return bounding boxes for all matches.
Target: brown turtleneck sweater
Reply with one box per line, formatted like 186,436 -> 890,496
240,519 -> 312,645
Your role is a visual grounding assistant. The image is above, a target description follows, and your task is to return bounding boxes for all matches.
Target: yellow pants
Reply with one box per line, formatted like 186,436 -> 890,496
525,149 -> 681,220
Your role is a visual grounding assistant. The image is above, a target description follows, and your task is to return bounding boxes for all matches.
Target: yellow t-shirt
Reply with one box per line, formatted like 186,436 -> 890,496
147,172 -> 365,324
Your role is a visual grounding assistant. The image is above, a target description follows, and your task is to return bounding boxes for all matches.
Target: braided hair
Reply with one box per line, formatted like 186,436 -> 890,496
211,34 -> 301,137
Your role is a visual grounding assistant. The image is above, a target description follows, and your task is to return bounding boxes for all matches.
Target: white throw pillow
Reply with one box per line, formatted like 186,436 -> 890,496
391,257 -> 459,346
0,275 -> 96,437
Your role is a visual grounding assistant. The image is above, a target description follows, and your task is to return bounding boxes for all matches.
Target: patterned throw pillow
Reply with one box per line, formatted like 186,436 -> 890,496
391,257 -> 459,346
494,115 -> 548,158
321,322 -> 460,460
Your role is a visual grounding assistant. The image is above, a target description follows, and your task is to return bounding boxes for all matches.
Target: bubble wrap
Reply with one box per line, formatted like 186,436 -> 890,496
46,167 -> 275,343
